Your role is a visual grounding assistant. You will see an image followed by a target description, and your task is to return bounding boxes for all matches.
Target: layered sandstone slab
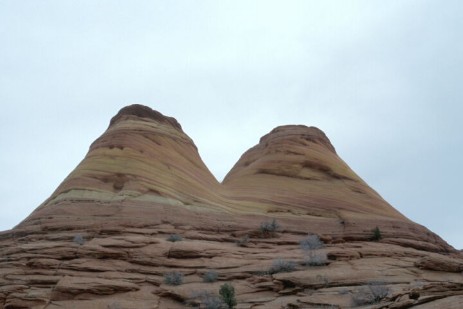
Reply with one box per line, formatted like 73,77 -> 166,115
223,125 -> 406,219
1,104 -> 462,309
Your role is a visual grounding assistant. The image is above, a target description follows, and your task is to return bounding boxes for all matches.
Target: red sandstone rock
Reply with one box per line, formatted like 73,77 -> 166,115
1,104 -> 462,308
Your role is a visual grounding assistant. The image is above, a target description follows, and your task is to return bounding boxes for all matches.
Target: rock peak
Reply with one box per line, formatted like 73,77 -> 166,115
109,104 -> 182,130
1,104 -> 460,308
259,125 -> 336,154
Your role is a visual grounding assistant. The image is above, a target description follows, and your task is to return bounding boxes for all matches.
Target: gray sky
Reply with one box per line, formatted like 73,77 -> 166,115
1,1 -> 462,249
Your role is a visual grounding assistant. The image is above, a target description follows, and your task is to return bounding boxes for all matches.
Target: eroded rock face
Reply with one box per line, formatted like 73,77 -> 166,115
1,104 -> 462,309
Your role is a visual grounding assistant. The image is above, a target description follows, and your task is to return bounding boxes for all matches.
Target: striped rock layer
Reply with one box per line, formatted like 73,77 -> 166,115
1,104 -> 462,309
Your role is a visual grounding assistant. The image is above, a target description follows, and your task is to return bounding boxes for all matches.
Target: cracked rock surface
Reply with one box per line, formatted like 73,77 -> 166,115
1,104 -> 462,308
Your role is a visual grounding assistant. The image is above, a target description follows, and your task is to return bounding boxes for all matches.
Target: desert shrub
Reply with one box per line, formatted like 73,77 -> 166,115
203,293 -> 225,309
371,227 -> 382,241
203,270 -> 219,283
236,235 -> 249,247
352,292 -> 370,306
191,291 -> 225,309
167,234 -> 183,242
304,251 -> 328,266
164,271 -> 184,286
300,235 -> 327,267
369,281 -> 388,302
73,234 -> 85,245
300,234 -> 324,251
260,218 -> 279,235
219,283 -> 237,309
269,259 -> 296,274
351,282 -> 388,306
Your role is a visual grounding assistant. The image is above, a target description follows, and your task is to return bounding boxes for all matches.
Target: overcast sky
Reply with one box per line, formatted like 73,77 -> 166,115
1,1 -> 462,249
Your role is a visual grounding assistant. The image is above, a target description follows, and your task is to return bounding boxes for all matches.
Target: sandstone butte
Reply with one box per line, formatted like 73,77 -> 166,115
1,104 -> 462,309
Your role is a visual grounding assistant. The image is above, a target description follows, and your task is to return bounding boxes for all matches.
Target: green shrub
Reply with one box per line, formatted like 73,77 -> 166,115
164,271 -> 183,285
167,234 -> 183,242
219,283 -> 237,309
371,227 -> 382,241
269,259 -> 296,274
203,270 -> 219,283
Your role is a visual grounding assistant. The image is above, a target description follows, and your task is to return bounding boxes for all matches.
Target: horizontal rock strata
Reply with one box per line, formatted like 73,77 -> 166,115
1,104 -> 462,308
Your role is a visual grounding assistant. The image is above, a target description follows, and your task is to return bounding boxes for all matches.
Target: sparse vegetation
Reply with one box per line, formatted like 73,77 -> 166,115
369,282 -> 389,302
203,270 -> 219,283
300,234 -> 327,266
192,291 -> 225,309
164,271 -> 184,285
219,283 -> 237,309
300,234 -> 324,251
304,251 -> 328,266
269,259 -> 297,274
236,235 -> 249,247
352,282 -> 388,306
187,290 -> 226,309
167,234 -> 183,242
73,234 -> 85,245
371,226 -> 382,241
203,293 -> 225,309
260,219 -> 279,236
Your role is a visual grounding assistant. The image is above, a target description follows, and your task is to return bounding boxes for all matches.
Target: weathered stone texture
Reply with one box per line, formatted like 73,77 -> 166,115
1,104 -> 462,308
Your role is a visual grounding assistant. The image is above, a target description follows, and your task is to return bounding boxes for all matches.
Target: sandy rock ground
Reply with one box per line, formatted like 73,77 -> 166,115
2,105 -> 462,308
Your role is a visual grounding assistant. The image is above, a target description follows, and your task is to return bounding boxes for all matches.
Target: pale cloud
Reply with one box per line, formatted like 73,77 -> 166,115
1,1 -> 462,248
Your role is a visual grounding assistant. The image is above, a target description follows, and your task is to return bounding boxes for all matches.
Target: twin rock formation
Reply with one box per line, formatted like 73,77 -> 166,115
1,104 -> 462,308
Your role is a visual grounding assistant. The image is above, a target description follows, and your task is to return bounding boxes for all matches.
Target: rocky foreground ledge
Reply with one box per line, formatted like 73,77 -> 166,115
1,104 -> 462,308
